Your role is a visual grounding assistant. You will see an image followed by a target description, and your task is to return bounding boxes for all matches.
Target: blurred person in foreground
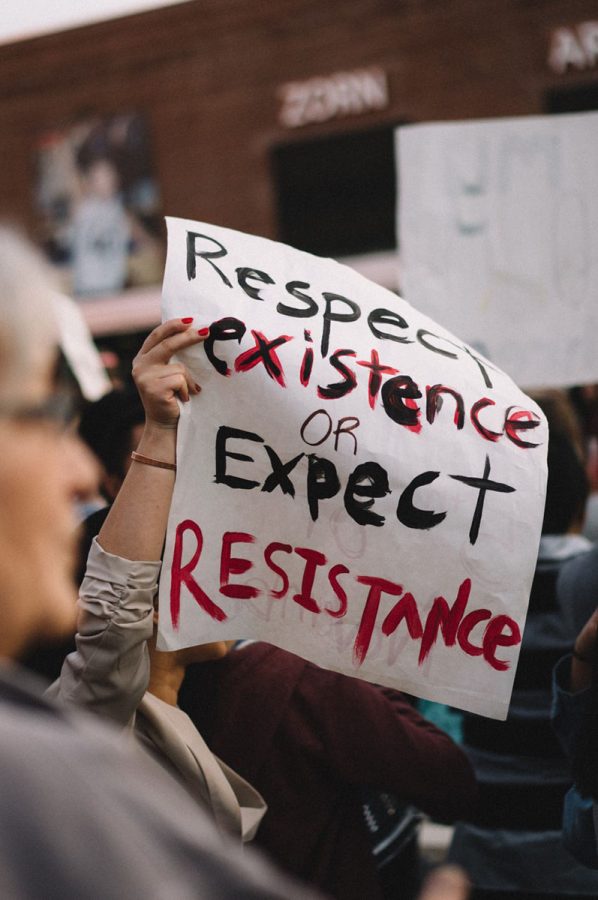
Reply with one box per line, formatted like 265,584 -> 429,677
0,226 -> 318,900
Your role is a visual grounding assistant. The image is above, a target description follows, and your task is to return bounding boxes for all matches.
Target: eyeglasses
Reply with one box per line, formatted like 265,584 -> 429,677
0,392 -> 78,431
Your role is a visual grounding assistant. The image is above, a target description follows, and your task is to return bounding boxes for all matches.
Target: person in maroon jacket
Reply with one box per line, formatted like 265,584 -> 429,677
179,642 -> 478,900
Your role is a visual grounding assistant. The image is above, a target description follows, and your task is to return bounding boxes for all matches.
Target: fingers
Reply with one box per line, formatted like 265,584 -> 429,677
137,319 -> 208,366
418,866 -> 470,900
132,319 -> 206,428
156,362 -> 198,401
160,370 -> 190,404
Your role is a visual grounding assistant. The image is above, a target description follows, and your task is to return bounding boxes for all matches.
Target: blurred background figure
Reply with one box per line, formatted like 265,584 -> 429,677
447,395 -> 598,900
552,604 -> 598,871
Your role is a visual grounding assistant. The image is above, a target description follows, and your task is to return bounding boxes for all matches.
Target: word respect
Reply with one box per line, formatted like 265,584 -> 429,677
187,231 -> 501,389
169,519 -> 521,672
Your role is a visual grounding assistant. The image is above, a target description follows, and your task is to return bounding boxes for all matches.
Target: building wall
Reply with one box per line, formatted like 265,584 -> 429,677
0,0 -> 597,250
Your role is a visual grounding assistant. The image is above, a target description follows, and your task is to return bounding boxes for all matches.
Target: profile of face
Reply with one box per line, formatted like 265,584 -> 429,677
0,231 -> 98,659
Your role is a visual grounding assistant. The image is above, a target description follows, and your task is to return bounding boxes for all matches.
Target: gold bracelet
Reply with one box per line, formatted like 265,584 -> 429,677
131,451 -> 177,472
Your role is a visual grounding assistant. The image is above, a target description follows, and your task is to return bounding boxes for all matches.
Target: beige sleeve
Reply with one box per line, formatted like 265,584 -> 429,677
46,538 -> 161,728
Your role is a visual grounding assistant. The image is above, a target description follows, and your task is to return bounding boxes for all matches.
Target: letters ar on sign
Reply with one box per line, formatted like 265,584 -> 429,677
158,217 -> 547,720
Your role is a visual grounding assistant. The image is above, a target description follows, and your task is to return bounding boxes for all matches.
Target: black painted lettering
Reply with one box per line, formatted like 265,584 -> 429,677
306,454 -> 341,521
317,349 -> 357,400
186,232 -> 232,287
204,317 -> 246,376
215,426 -> 264,490
397,471 -> 447,530
235,267 -> 275,301
278,281 -> 319,318
344,461 -> 390,526
367,308 -> 411,344
321,292 -> 360,358
381,375 -> 422,427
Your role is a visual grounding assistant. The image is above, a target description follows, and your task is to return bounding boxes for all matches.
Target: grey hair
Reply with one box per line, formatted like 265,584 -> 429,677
0,227 -> 59,402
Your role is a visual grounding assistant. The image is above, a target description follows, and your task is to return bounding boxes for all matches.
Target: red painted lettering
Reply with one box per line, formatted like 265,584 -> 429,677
326,563 -> 350,618
470,398 -> 502,442
483,614 -> 521,670
354,576 -> 403,665
171,519 -> 227,627
293,546 -> 327,612
381,591 -> 423,640
419,579 -> 471,664
457,608 -> 492,656
220,531 -> 259,600
264,541 -> 292,598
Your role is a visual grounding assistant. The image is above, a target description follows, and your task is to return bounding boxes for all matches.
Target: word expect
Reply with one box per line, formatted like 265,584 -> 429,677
169,520 -> 521,672
216,426 -> 515,545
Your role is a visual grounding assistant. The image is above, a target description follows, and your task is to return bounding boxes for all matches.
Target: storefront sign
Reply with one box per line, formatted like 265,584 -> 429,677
278,67 -> 389,128
549,21 -> 598,73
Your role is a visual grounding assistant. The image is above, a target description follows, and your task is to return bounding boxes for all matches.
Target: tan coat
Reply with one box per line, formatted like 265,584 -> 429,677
47,539 -> 265,842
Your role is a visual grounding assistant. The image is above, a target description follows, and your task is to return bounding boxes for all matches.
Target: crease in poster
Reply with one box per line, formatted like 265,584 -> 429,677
158,216 -> 548,719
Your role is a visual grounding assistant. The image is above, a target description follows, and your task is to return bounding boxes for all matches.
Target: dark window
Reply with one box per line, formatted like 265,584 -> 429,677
271,124 -> 401,258
545,82 -> 598,113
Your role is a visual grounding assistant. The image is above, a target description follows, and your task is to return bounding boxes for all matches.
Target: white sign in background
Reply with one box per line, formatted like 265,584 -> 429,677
397,111 -> 598,389
159,217 -> 547,719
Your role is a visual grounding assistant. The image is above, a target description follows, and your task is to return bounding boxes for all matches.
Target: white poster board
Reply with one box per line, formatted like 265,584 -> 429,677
158,217 -> 548,719
397,111 -> 598,389
52,292 -> 111,401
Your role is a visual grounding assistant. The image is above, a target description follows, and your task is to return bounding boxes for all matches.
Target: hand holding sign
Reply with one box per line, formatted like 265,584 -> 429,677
158,217 -> 548,720
132,318 -> 205,428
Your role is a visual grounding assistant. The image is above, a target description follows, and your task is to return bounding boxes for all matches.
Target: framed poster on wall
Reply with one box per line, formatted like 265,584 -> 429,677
34,112 -> 164,298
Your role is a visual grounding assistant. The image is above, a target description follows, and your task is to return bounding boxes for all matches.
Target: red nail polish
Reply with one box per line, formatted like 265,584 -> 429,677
181,317 -> 193,324
197,327 -> 210,337
195,383 -> 201,392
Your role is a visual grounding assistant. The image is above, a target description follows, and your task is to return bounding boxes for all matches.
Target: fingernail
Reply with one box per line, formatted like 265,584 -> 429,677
197,327 -> 210,337
195,383 -> 201,392
181,317 -> 194,324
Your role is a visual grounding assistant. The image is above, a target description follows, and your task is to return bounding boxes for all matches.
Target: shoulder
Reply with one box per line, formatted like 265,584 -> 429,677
558,544 -> 598,594
557,545 -> 598,634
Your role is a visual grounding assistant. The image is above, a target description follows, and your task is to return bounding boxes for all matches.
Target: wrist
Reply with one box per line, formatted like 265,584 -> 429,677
136,421 -> 177,462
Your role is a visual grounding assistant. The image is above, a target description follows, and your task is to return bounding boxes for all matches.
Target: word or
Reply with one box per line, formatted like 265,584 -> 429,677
549,21 -> 598,73
278,67 -> 389,128
169,520 -> 521,671
216,425 -> 515,545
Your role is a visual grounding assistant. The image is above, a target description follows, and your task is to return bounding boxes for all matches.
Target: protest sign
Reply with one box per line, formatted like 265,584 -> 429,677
158,216 -> 548,719
397,111 -> 598,390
